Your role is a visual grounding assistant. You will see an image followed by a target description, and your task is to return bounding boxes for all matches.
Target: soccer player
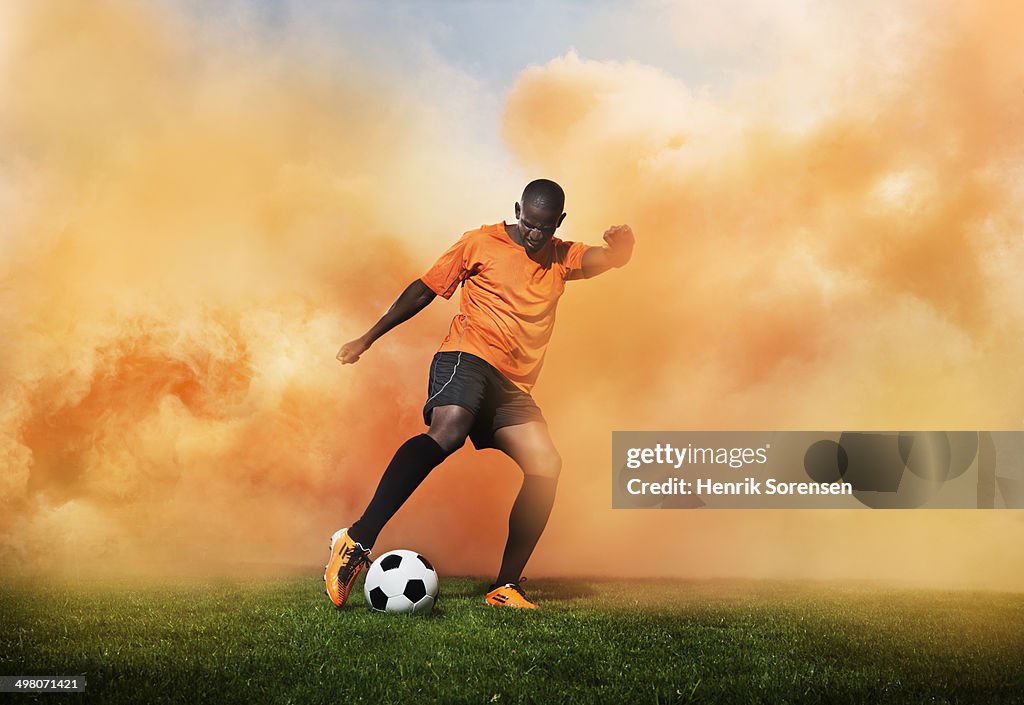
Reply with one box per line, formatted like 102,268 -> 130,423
326,179 -> 634,609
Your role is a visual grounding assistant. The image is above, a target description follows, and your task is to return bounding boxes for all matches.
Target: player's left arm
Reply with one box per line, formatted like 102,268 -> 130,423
577,224 -> 635,279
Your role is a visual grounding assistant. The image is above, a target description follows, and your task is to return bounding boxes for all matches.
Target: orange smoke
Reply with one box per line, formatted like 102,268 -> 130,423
505,0 -> 1024,589
0,0 -> 519,578
2,0 -> 1022,589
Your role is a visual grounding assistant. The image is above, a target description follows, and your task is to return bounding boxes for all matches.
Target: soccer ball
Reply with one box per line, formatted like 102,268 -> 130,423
363,549 -> 439,615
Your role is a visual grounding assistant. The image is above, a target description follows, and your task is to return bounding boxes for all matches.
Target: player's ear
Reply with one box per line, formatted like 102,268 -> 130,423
514,202 -> 521,219
557,212 -> 567,228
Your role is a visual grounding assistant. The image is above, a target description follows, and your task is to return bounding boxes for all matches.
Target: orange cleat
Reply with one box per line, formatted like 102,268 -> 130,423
324,528 -> 371,608
485,580 -> 539,609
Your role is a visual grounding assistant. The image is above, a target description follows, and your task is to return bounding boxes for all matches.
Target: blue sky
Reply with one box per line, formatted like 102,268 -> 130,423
208,0 -> 738,93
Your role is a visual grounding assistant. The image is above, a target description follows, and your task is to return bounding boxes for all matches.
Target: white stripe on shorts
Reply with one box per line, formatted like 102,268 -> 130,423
425,313 -> 469,405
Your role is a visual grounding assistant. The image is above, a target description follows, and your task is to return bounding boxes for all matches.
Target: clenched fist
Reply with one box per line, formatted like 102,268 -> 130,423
603,224 -> 635,267
337,337 -> 370,364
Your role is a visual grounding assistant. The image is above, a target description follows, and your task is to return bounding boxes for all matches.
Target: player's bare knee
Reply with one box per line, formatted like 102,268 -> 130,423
427,419 -> 470,454
527,451 -> 561,480
427,428 -> 466,455
427,406 -> 473,454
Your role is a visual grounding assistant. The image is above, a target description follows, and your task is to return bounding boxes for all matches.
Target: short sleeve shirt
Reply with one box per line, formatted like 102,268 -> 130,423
420,222 -> 589,393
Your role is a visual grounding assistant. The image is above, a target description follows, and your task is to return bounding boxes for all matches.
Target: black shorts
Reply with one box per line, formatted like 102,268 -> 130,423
423,352 -> 545,449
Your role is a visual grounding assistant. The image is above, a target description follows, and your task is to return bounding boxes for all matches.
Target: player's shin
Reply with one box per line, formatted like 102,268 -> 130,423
348,433 -> 448,548
494,474 -> 558,588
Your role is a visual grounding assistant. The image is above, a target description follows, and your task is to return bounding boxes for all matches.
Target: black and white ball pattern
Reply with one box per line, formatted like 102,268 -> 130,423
363,549 -> 439,614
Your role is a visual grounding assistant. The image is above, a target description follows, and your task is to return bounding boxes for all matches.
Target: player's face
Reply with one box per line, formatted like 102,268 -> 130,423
515,202 -> 564,253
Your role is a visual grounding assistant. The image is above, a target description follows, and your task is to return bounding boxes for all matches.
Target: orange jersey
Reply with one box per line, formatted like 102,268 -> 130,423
420,222 -> 590,393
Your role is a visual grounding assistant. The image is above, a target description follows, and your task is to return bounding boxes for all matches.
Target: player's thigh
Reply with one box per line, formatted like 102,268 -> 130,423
427,404 -> 475,453
492,422 -> 562,479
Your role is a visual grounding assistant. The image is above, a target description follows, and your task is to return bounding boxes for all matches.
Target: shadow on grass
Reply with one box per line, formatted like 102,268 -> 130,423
439,579 -> 495,599
529,579 -> 600,602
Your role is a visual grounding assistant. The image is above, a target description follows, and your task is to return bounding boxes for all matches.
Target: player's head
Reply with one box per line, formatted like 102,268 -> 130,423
514,179 -> 567,253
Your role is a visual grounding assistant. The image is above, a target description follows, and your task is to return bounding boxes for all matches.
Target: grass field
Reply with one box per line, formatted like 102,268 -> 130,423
1,574 -> 1022,704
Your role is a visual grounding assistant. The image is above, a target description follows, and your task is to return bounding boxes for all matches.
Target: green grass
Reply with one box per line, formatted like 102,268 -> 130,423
1,575 -> 1022,704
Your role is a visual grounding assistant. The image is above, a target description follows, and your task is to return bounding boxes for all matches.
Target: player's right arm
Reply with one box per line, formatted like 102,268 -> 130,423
339,230 -> 477,364
336,279 -> 436,364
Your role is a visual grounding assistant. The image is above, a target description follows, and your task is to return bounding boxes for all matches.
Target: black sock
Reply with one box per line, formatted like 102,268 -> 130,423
494,475 -> 558,587
349,434 -> 448,549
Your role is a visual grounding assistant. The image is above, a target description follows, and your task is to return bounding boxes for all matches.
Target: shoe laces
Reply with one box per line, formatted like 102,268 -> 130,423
337,544 -> 370,582
506,577 -> 529,598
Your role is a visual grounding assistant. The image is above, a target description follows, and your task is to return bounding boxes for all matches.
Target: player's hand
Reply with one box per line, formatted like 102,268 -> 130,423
602,224 -> 635,266
337,337 -> 370,364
